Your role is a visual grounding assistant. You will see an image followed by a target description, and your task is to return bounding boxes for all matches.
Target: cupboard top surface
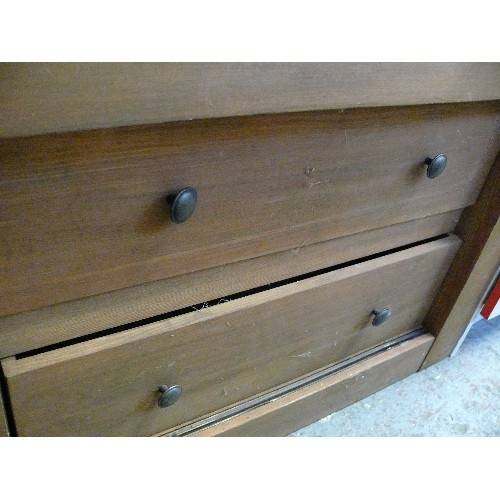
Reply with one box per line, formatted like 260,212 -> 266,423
1,62 -> 499,138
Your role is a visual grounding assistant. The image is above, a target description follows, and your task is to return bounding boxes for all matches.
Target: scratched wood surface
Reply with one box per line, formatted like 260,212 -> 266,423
0,210 -> 460,357
3,237 -> 458,436
190,334 -> 434,436
1,102 -> 498,317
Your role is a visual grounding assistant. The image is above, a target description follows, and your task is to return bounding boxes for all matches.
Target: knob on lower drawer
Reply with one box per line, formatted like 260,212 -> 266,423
424,154 -> 447,179
158,385 -> 183,408
372,307 -> 391,326
167,187 -> 197,224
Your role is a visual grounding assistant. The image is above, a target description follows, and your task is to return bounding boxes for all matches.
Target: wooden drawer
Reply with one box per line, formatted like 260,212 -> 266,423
0,102 -> 498,317
190,333 -> 435,437
2,236 -> 459,436
0,210 -> 460,358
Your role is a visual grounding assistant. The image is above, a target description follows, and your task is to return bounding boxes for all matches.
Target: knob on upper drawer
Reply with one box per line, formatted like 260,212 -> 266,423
424,154 -> 447,179
167,187 -> 197,223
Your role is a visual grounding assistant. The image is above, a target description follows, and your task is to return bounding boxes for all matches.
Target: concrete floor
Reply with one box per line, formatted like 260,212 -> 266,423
290,315 -> 500,437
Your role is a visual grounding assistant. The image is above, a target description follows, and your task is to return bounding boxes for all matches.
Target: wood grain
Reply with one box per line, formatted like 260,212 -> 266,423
1,63 -> 499,138
422,154 -> 500,367
2,237 -> 458,436
190,334 -> 434,436
1,102 -> 497,317
0,210 -> 461,357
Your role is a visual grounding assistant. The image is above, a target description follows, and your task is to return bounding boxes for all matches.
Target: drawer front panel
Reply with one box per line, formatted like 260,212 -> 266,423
0,102 -> 498,316
190,334 -> 435,437
3,237 -> 459,436
0,210 -> 460,358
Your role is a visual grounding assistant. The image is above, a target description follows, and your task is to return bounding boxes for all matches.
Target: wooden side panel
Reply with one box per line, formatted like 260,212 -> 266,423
422,154 -> 500,367
0,210 -> 460,357
2,239 -> 458,436
191,334 -> 434,436
1,63 -> 499,138
1,102 -> 498,317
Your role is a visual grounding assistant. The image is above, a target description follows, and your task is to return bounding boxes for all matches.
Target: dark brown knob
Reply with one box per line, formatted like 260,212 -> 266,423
424,154 -> 447,179
372,307 -> 391,326
167,187 -> 197,224
158,385 -> 182,408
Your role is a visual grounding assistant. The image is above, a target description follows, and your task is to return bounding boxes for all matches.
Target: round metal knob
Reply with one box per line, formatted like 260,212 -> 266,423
424,154 -> 447,179
167,187 -> 197,224
158,385 -> 182,408
372,307 -> 391,326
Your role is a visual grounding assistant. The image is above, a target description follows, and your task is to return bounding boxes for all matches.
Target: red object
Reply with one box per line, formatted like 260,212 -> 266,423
481,278 -> 500,320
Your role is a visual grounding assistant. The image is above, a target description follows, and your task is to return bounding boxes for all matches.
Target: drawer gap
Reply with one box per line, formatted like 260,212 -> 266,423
0,366 -> 18,436
15,232 -> 450,360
